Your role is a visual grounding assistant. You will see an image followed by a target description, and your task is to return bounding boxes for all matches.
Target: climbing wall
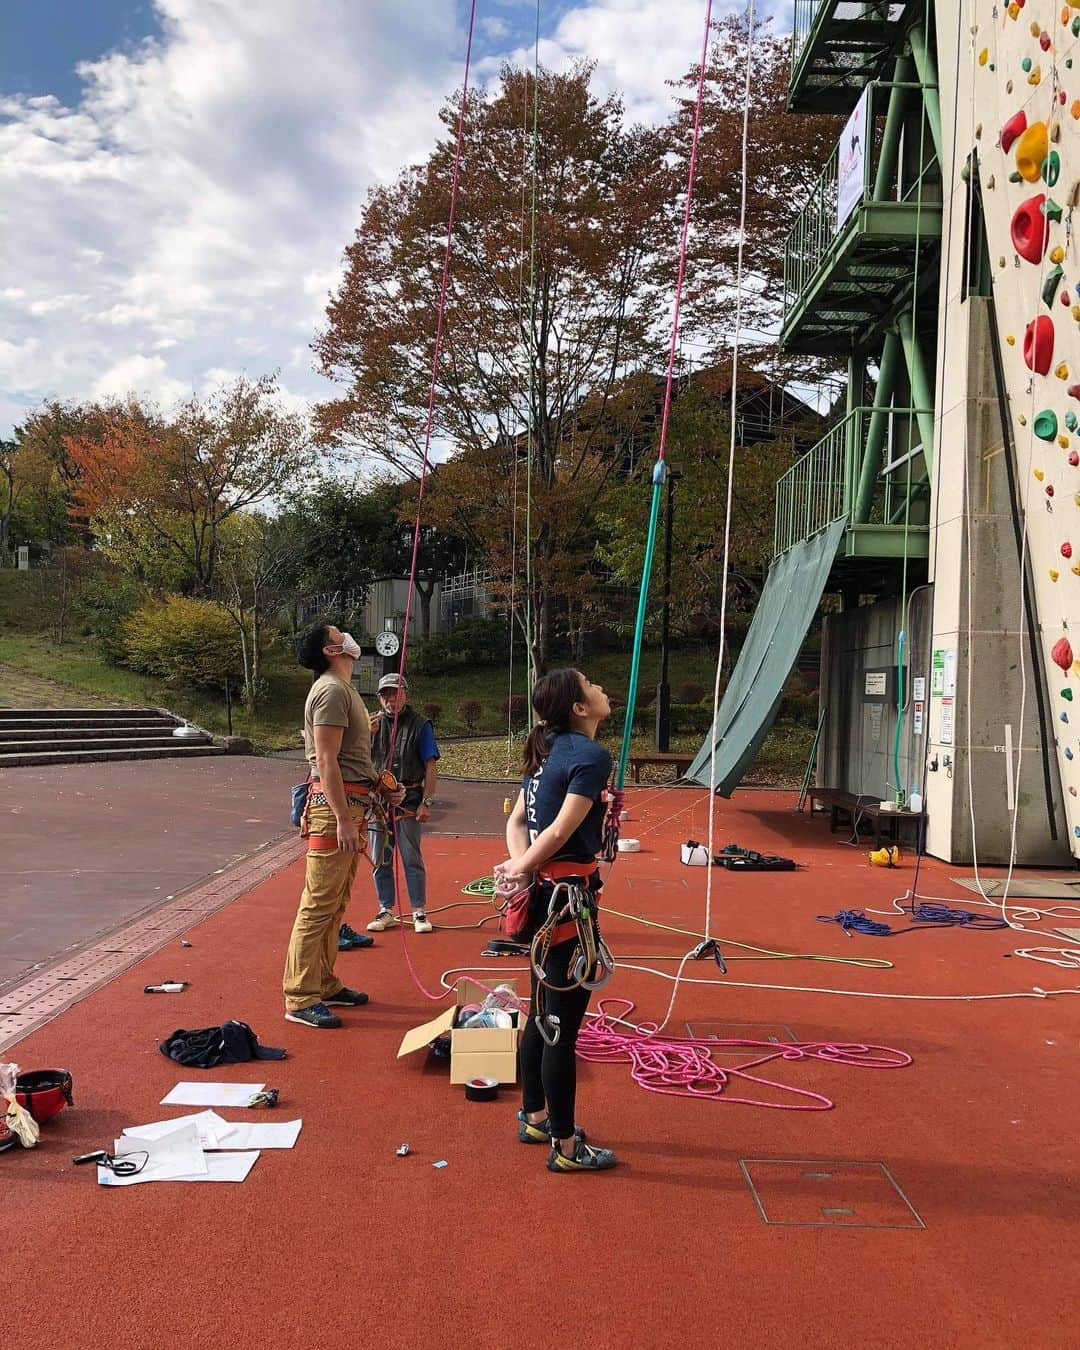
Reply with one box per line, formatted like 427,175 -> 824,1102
971,1 -> 1080,855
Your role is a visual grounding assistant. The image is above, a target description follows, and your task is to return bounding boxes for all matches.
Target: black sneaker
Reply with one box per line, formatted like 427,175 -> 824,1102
285,1002 -> 341,1029
338,923 -> 374,950
323,986 -> 369,1007
517,1110 -> 587,1146
546,1139 -> 617,1173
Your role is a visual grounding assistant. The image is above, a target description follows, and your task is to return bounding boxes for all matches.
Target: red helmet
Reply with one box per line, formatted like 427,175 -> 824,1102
15,1069 -> 74,1124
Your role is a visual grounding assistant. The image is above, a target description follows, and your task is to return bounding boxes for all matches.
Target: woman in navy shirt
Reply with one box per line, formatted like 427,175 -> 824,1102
495,668 -> 618,1174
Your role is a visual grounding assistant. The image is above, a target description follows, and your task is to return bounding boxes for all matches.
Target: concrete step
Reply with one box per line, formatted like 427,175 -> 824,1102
0,707 -> 166,720
0,725 -> 186,744
0,745 -> 225,768
0,717 -> 178,733
0,735 -> 211,755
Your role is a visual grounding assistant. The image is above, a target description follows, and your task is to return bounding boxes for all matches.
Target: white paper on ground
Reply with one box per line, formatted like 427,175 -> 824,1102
99,1120 -> 208,1186
160,1082 -> 264,1107
98,1149 -> 259,1186
123,1110 -> 230,1149
214,1119 -> 302,1150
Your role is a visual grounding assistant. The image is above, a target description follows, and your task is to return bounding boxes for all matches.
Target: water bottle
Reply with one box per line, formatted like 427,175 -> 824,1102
908,785 -> 922,813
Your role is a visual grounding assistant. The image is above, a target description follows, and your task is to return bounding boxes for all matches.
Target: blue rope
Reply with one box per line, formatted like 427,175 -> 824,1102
818,904 -> 1009,937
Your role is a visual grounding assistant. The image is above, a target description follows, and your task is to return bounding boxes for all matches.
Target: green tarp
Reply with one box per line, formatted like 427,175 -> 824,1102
687,518 -> 845,795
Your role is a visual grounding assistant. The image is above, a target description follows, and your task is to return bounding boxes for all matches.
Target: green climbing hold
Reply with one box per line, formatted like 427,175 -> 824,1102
990,63 -> 996,72
1044,197 -> 1064,223
1063,687 -> 1074,702
1067,411 -> 1079,433
1022,56 -> 1032,73
1043,264 -> 1065,309
1010,170 -> 1024,183
1069,59 -> 1075,70
1043,152 -> 1061,188
1074,16 -> 1080,37
1035,410 -> 1060,441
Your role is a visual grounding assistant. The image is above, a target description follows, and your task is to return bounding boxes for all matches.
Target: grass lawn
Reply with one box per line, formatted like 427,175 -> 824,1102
0,633 -> 815,786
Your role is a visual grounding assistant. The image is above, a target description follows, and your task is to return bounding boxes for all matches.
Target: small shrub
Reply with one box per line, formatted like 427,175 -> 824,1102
422,701 -> 443,721
676,680 -> 706,704
122,594 -> 243,691
501,694 -> 528,730
77,574 -> 147,664
457,697 -> 482,731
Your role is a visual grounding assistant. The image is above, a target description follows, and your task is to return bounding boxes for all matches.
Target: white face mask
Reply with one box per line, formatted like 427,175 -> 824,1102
339,633 -> 362,659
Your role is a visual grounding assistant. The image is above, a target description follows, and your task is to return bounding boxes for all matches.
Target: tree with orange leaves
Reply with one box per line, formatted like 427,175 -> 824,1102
66,375 -> 315,596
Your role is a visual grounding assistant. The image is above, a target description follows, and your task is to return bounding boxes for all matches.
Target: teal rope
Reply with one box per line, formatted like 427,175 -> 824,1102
616,461 -> 666,787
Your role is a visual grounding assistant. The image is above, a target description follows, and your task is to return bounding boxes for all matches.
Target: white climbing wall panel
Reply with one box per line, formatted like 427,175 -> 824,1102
974,0 -> 1080,854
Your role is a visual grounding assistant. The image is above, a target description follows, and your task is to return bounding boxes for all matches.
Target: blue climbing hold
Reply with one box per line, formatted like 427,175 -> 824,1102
1067,746 -> 1075,760
1061,711 -> 1070,723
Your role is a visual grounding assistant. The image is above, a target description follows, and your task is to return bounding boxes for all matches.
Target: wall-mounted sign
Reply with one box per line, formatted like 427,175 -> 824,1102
837,86 -> 869,228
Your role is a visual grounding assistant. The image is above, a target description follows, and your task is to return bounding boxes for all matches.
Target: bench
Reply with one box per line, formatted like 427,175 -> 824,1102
811,788 -> 927,850
627,752 -> 694,784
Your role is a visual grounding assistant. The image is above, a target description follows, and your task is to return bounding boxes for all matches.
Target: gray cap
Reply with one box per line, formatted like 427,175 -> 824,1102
378,673 -> 409,693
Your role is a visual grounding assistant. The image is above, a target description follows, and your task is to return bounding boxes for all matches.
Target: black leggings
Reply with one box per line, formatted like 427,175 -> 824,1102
519,938 -> 592,1141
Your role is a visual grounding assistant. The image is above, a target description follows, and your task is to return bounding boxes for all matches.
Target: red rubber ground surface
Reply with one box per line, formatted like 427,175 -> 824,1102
6,789 -> 1079,1349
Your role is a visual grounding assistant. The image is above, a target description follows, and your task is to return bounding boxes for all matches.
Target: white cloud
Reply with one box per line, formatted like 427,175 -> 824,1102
0,0 -> 795,440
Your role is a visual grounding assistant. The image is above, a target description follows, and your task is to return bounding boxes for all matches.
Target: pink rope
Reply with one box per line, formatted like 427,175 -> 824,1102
653,0 -> 713,470
386,0 -> 477,1002
576,999 -> 912,1110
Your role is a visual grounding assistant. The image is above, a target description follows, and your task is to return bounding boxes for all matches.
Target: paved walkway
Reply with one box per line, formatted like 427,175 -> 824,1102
0,757 -> 509,992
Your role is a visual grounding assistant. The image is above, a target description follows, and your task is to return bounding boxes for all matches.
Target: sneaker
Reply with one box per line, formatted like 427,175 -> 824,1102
338,923 -> 374,950
285,1002 -> 342,1029
413,912 -> 433,934
367,910 -> 397,932
323,986 -> 369,1007
517,1110 -> 587,1146
546,1139 -> 617,1173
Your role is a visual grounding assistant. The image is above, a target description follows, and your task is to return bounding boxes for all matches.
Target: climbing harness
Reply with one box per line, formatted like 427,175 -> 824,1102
529,868 -> 615,1045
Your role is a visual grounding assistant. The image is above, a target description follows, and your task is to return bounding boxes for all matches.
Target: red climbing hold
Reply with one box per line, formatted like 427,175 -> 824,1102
1001,110 -> 1028,153
1052,636 -> 1074,672
1011,195 -> 1050,263
1063,543 -> 1074,558
1041,32 -> 1052,51
1047,484 -> 1056,497
1024,315 -> 1055,374
1069,384 -> 1080,401
1070,450 -> 1079,466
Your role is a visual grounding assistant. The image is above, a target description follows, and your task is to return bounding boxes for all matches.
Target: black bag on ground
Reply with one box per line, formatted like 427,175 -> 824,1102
159,1020 -> 286,1068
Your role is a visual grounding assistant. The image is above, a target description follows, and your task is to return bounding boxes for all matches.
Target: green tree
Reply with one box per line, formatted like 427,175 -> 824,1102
314,63 -> 673,675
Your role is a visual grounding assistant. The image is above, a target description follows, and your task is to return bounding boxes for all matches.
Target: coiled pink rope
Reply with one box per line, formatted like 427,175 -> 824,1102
576,999 -> 912,1110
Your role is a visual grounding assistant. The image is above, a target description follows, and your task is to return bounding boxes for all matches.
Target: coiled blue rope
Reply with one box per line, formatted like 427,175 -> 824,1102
818,904 -> 1009,937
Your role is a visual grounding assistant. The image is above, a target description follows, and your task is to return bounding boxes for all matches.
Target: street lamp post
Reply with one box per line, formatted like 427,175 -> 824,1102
655,470 -> 680,752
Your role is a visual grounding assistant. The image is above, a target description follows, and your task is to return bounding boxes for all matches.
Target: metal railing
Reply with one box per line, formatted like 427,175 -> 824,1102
782,80 -> 939,319
792,2 -> 909,71
773,405 -> 931,557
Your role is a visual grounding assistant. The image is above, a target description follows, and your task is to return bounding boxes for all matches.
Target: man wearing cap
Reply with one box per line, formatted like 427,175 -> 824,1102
366,673 -> 441,934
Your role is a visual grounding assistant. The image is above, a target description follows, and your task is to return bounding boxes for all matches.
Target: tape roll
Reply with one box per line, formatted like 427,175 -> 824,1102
464,1076 -> 499,1102
617,837 -> 640,853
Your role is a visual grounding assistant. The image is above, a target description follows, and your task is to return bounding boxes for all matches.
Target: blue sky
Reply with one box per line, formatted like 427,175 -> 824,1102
0,1 -> 790,438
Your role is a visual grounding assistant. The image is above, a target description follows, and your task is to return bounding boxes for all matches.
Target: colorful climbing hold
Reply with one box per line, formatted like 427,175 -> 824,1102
1001,109 -> 1027,152
1042,264 -> 1065,308
1050,569 -> 1060,581
1060,435 -> 1071,448
1063,542 -> 1074,558
1022,56 -> 1033,73
1066,746 -> 1075,760
1035,409 -> 1060,440
1067,411 -> 1078,431
1069,450 -> 1079,465
1041,31 -> 1053,51
1024,314 -> 1055,374
1067,383 -> 1080,399
1029,65 -> 1042,86
1062,291 -> 1071,307
1057,362 -> 1071,380
1035,467 -> 1046,480
1051,244 -> 1066,264
979,47 -> 989,65
1043,150 -> 1061,186
1016,122 -> 1048,181
1045,197 -> 1064,223
1047,483 -> 1056,496
1011,195 -> 1050,263
1020,413 -> 1029,426
1063,687 -> 1074,701
1052,636 -> 1074,671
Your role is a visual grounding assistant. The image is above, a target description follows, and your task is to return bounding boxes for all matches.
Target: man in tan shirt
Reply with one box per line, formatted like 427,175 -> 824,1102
283,623 -> 403,1028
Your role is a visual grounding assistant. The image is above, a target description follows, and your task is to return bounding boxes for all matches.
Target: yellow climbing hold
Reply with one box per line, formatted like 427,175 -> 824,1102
1072,563 -> 1080,575
1035,468 -> 1046,480
1061,435 -> 1071,448
1051,569 -> 1060,581
1051,120 -> 1062,142
1007,333 -> 1016,344
1073,100 -> 1080,119
1007,2 -> 1018,18
1016,122 -> 1049,180
1073,304 -> 1080,320
1031,21 -> 1041,36
1052,245 -> 1066,263
979,47 -> 989,65
1057,362 -> 1071,380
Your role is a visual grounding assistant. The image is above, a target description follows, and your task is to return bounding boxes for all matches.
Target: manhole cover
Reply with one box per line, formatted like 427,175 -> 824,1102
739,1159 -> 924,1229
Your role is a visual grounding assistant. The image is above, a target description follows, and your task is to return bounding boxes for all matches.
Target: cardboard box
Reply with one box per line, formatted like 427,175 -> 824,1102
396,978 -> 521,1085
